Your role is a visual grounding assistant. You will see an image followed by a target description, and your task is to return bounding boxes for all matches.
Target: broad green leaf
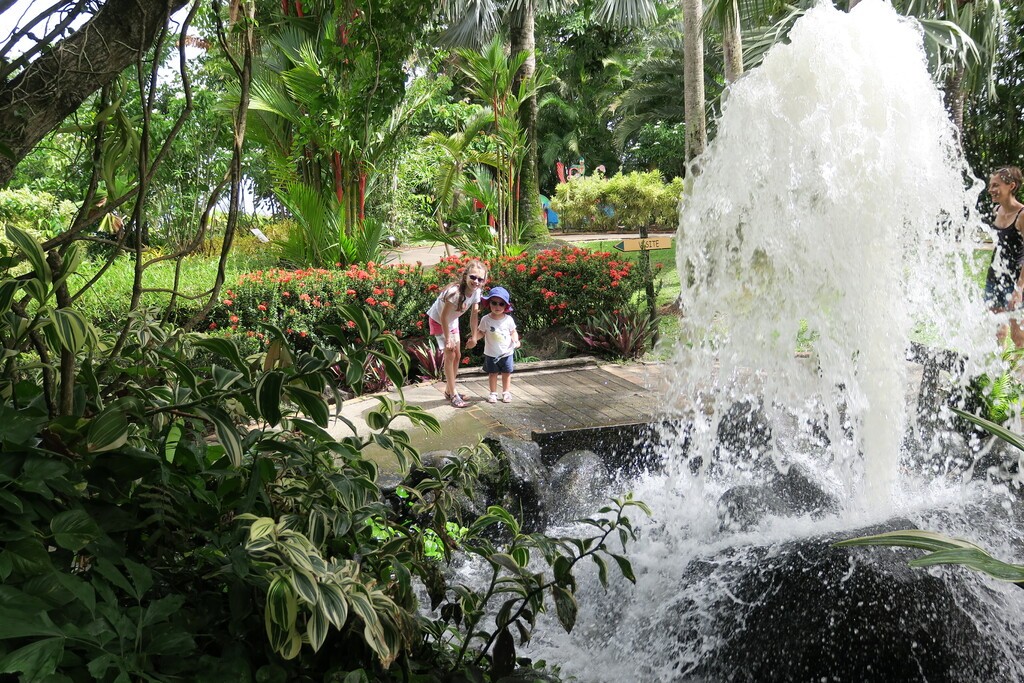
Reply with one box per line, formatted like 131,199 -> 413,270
23,277 -> 47,304
50,308 -> 91,353
50,510 -> 101,551
256,371 -> 285,426
87,654 -> 118,680
490,553 -> 521,573
291,570 -> 322,606
266,575 -> 297,628
286,386 -> 329,427
834,529 -> 980,553
307,607 -> 329,652
951,407 -> 1024,453
0,279 -> 18,313
164,423 -> 182,462
190,335 -> 247,373
212,364 -> 245,391
249,517 -> 277,542
338,304 -> 373,346
610,554 -> 636,583
319,583 -> 349,630
123,559 -> 153,597
141,595 -> 186,628
4,538 -> 52,575
592,554 -> 609,588
6,225 -> 51,290
197,407 -> 244,467
909,547 -> 1024,582
94,561 -> 138,600
552,585 -> 578,633
0,636 -> 63,679
86,408 -> 129,453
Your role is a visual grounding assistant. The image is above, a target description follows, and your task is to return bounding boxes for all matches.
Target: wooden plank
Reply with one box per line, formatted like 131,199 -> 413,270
516,378 -> 596,425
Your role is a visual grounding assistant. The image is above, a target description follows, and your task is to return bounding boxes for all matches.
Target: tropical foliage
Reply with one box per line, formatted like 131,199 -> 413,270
0,224 -> 648,681
552,170 -> 684,232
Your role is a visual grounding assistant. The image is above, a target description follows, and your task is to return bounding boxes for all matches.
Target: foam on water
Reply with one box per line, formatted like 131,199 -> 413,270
673,0 -> 994,509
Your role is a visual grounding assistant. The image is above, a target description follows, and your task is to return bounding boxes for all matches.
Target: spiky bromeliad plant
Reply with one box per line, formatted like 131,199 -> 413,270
571,306 -> 661,360
834,407 -> 1024,585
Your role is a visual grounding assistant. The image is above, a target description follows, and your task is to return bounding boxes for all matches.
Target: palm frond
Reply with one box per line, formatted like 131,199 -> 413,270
592,0 -> 659,27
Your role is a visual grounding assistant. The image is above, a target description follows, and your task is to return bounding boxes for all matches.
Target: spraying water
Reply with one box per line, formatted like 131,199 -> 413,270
522,2 -> 1024,680
674,0 -> 993,509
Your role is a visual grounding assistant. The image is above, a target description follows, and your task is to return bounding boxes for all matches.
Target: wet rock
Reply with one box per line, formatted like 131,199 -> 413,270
710,401 -> 774,476
545,449 -> 612,522
716,464 -> 838,531
684,521 -> 1009,682
482,436 -> 549,533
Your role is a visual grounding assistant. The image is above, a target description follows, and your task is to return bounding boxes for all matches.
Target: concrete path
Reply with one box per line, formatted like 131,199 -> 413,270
384,232 -> 676,268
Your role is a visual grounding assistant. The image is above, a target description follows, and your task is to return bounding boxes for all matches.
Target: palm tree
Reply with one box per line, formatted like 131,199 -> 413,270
245,13 -> 432,240
435,0 -> 660,236
683,0 -> 706,162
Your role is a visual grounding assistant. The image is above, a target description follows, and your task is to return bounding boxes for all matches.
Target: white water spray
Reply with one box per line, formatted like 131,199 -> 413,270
523,3 -> 1024,681
675,0 -> 994,509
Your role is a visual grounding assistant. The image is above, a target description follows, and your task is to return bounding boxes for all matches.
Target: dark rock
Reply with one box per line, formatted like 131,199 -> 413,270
716,464 -> 838,531
482,436 -> 549,533
545,449 -> 612,522
711,401 -> 774,476
682,521 -> 1009,682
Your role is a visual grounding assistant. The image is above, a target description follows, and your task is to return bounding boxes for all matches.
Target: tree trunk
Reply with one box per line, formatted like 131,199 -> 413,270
510,1 -> 548,243
683,0 -> 707,164
0,0 -> 191,187
722,1 -> 743,84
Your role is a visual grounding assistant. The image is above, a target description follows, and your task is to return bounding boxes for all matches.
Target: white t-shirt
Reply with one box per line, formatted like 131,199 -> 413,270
477,313 -> 517,358
427,285 -> 482,327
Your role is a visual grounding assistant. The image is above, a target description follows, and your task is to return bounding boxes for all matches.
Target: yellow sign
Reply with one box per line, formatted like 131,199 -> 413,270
613,237 -> 673,252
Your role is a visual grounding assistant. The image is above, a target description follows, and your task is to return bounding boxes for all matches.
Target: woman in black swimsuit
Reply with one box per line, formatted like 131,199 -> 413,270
984,166 -> 1024,347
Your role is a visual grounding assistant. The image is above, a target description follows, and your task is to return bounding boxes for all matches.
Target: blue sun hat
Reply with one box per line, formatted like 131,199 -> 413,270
484,286 -> 513,312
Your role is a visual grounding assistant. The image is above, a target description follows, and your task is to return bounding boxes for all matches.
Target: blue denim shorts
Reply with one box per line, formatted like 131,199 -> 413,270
483,354 -> 514,374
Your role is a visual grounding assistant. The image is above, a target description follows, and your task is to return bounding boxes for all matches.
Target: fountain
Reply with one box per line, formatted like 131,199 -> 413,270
518,1 -> 1024,680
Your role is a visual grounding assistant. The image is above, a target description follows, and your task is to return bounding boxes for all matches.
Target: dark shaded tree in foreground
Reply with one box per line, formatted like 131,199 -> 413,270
0,0 -> 190,187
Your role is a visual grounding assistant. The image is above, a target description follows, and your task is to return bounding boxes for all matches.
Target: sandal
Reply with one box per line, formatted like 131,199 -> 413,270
450,393 -> 469,409
501,391 -> 512,403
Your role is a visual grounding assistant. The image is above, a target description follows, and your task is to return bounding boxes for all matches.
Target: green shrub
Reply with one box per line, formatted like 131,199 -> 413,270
431,248 -> 647,333
0,225 -> 648,682
0,187 -> 78,236
209,248 -> 648,349
551,170 -> 684,233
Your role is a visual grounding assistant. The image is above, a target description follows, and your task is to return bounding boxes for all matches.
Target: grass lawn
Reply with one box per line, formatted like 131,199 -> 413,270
574,238 -> 680,307
572,238 -> 682,359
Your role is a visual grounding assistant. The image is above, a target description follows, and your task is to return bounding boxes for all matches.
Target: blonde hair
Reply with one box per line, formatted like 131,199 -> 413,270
445,259 -> 488,311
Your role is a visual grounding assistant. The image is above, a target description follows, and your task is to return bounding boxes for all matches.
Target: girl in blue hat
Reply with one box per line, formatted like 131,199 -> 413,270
473,286 -> 521,403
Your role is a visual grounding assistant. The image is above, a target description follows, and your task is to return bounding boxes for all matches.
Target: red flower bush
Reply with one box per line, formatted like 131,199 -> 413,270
206,248 -> 645,349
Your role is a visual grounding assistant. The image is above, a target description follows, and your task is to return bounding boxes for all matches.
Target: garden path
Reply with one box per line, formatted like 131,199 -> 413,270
387,231 -> 676,267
